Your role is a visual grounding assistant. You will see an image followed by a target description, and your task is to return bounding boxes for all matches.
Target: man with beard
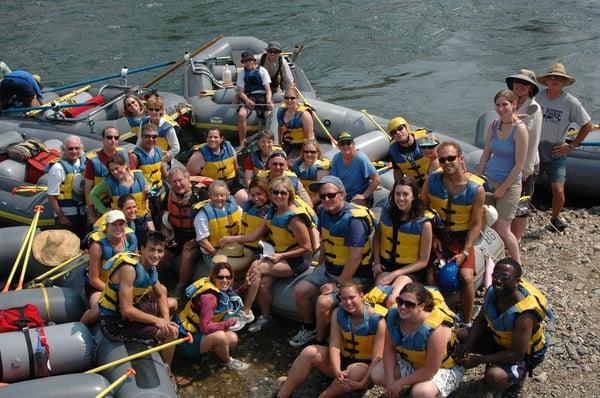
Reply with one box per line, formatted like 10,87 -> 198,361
388,116 -> 432,186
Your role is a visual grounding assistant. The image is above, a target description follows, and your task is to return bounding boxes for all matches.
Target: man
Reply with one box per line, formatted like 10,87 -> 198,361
45,135 -> 87,238
505,69 -> 542,242
458,258 -> 552,397
98,232 -> 179,367
84,127 -> 130,224
536,63 -> 592,231
421,141 -> 485,326
0,70 -> 43,109
330,131 -> 380,207
258,41 -> 294,93
236,51 -> 273,148
387,116 -> 431,186
290,176 -> 374,347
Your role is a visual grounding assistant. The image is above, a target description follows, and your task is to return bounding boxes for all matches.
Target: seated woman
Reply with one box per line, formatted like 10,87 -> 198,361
277,86 -> 314,159
123,94 -> 148,136
277,281 -> 386,398
243,130 -> 280,187
371,282 -> 464,398
371,176 -> 434,307
291,139 -> 330,206
90,153 -> 154,243
240,177 -> 271,257
219,177 -> 313,333
81,194 -> 138,250
80,210 -> 138,325
142,94 -> 180,163
175,261 -> 250,371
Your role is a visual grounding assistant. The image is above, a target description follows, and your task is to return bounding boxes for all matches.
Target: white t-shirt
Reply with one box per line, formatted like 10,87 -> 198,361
193,204 -> 242,254
236,66 -> 271,93
46,159 -> 83,216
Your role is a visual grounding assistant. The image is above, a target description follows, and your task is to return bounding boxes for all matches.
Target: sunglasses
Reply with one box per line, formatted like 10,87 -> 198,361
492,272 -> 513,282
147,107 -> 162,112
338,141 -> 353,147
143,135 -> 158,140
303,150 -> 317,154
319,192 -> 340,200
271,190 -> 289,197
242,58 -> 255,63
396,297 -> 418,309
105,136 -> 119,141
284,96 -> 297,100
438,155 -> 458,164
216,275 -> 233,281
392,125 -> 406,134
267,49 -> 281,54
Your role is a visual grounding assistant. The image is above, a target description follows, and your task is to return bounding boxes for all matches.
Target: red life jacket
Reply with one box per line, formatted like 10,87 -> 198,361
167,192 -> 194,233
26,148 -> 60,183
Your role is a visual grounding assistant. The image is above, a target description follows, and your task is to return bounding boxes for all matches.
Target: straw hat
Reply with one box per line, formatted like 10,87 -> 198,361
32,229 -> 81,267
537,63 -> 576,86
216,243 -> 255,272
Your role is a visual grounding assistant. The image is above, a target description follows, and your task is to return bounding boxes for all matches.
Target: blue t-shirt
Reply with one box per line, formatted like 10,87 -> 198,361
330,151 -> 376,201
317,202 -> 370,247
4,70 -> 43,101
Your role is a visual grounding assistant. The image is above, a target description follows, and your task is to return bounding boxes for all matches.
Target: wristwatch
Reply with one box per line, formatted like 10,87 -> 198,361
462,250 -> 470,258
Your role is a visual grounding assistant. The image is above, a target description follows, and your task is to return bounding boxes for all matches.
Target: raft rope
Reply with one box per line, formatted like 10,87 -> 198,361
39,285 -> 51,322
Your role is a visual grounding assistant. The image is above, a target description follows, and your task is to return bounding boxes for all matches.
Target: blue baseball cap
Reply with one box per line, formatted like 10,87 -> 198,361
309,175 -> 346,193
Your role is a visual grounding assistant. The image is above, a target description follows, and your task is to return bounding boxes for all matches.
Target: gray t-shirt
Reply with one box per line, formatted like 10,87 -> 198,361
536,90 -> 591,162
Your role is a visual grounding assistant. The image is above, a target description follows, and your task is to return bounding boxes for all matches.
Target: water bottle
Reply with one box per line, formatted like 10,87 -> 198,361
222,65 -> 232,87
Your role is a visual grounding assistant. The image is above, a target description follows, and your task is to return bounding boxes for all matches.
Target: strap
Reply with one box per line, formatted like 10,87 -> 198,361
17,306 -> 29,330
37,327 -> 52,372
23,328 -> 35,378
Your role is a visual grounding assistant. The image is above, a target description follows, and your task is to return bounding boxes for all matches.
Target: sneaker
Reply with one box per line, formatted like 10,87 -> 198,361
248,315 -> 270,333
228,317 -> 245,332
549,217 -> 568,232
289,327 -> 317,347
225,357 -> 250,372
239,309 -> 255,324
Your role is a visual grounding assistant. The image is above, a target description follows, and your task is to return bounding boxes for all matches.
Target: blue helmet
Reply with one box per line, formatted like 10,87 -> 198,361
437,260 -> 460,294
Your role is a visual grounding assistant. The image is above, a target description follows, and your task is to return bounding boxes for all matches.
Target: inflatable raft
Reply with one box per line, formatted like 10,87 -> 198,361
0,286 -> 86,324
0,373 -> 112,398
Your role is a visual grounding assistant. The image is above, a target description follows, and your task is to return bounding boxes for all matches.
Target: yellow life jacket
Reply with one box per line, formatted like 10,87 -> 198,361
131,146 -> 163,189
338,305 -> 383,361
86,147 -> 130,203
106,170 -> 148,217
156,116 -> 178,153
266,203 -> 313,253
192,196 -> 241,246
240,201 -> 269,249
177,277 -> 226,334
278,104 -> 313,144
291,158 -> 331,195
191,141 -> 236,180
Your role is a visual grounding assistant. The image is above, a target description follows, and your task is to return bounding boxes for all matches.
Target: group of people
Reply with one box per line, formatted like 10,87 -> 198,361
29,59 -> 573,397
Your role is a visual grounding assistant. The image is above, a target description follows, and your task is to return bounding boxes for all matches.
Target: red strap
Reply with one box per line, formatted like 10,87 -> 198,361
37,327 -> 52,371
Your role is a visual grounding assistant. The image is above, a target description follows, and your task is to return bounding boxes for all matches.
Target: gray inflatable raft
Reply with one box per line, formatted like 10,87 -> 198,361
0,286 -> 86,324
0,373 -> 112,398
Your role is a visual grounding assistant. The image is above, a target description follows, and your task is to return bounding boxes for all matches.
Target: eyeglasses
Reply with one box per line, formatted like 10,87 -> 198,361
492,272 -> 513,282
267,49 -> 281,54
105,136 -> 119,141
216,275 -> 233,281
396,298 -> 417,309
143,135 -> 158,140
319,192 -> 340,200
271,190 -> 289,197
147,107 -> 161,112
338,141 -> 353,147
303,150 -> 317,154
438,155 -> 458,164
284,96 -> 296,100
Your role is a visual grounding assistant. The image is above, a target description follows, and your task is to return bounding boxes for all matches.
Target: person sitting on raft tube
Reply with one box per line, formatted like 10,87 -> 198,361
236,51 -> 273,149
388,117 -> 432,187
242,130 -> 281,187
90,153 -> 154,244
259,41 -> 294,94
371,282 -> 464,398
175,259 -> 250,372
236,176 -> 271,259
277,281 -> 386,398
420,134 -> 441,175
0,70 -> 43,109
277,86 -> 315,159
123,94 -> 149,137
141,94 -> 180,163
291,175 -> 375,348
219,176 -> 314,333
421,141 -> 485,327
457,258 -> 553,397
291,139 -> 330,206
330,132 -> 380,207
255,150 -> 313,205
370,175 -> 435,308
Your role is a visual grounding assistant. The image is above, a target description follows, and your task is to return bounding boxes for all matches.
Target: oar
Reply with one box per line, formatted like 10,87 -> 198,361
16,205 -> 44,290
1,102 -> 98,115
46,61 -> 177,93
567,123 -> 600,137
143,35 -> 224,88
85,333 -> 192,374
36,257 -> 88,286
95,367 -> 136,398
294,87 -> 337,146
31,253 -> 83,283
12,185 -> 48,194
27,84 -> 92,116
361,109 -> 392,141
119,107 -> 192,142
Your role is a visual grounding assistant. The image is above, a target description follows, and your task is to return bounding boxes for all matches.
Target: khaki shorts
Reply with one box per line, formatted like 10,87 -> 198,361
490,180 -> 521,220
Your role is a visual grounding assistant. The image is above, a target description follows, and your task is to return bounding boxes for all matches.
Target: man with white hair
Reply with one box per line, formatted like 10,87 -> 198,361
45,135 -> 87,238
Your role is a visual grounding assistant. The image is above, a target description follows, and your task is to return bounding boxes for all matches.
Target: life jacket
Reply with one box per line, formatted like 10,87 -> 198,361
84,218 -> 137,253
127,115 -> 150,137
484,279 -> 552,357
243,67 -> 266,95
92,234 -> 138,283
240,200 -> 269,249
106,170 -> 148,217
132,146 -> 163,189
191,141 -> 236,180
176,277 -> 241,334
292,158 -> 331,195
45,155 -> 87,208
259,53 -> 283,92
427,171 -> 484,232
156,116 -> 178,153
337,305 -> 383,361
256,169 -> 302,191
191,196 -> 241,246
319,203 -> 374,278
167,191 -> 195,233
87,147 -> 130,186
98,252 -> 158,315
277,104 -> 314,144
387,287 -> 458,369
378,205 -> 437,271
389,141 -> 430,186
266,203 -> 313,253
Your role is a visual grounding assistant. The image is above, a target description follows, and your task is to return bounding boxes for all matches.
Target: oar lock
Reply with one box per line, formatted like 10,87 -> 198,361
323,119 -> 331,127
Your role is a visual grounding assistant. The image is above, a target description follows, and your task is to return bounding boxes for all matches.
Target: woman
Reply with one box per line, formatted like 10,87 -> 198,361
477,89 -> 528,263
277,86 -> 314,158
175,261 -> 250,371
243,130 -> 280,187
240,177 -> 271,255
142,94 -> 180,163
277,281 -> 386,398
371,176 -> 434,307
80,209 -> 138,325
123,94 -> 148,136
90,153 -> 154,243
257,151 -> 312,204
291,139 -> 330,205
219,177 -> 313,333
372,283 -> 463,398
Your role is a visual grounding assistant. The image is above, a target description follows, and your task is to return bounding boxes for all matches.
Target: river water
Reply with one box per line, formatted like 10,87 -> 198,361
2,1 -> 599,396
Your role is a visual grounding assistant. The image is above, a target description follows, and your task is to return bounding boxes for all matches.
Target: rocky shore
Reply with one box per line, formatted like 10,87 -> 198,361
176,206 -> 600,398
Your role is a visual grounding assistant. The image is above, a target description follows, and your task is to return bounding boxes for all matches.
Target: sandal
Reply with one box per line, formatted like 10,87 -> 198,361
166,364 -> 193,388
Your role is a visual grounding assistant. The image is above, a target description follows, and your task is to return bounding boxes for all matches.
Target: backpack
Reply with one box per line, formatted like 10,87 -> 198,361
0,304 -> 46,333
7,138 -> 47,161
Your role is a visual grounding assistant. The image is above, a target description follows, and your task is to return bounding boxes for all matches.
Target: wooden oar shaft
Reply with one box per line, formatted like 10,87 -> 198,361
361,109 -> 392,141
2,210 -> 39,293
16,205 -> 44,290
27,85 -> 92,116
33,253 -> 83,282
95,367 -> 136,398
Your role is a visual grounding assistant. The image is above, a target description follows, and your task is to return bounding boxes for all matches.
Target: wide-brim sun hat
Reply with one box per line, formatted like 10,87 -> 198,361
537,63 -> 575,87
32,229 -> 81,267
418,134 -> 440,148
505,69 -> 539,97
216,243 -> 255,273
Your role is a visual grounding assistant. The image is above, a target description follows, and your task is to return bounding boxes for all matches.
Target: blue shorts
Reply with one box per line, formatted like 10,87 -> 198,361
176,331 -> 203,361
539,156 -> 567,184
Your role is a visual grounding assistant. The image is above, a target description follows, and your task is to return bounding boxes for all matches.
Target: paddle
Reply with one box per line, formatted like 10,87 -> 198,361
16,205 -> 44,290
119,106 -> 192,142
361,109 -> 392,141
30,253 -> 83,284
26,84 -> 92,116
95,367 -> 136,398
294,87 -> 337,146
1,101 -> 100,115
143,35 -> 224,88
11,185 -> 48,194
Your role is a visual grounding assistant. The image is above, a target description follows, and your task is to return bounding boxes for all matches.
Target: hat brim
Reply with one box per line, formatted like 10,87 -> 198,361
505,76 -> 540,97
537,73 -> 575,87
32,230 -> 81,267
